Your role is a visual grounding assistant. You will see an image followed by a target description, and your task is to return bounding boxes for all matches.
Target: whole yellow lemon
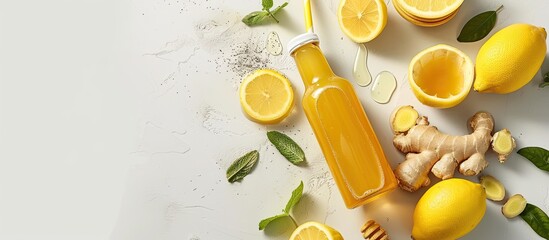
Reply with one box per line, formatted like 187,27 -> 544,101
412,178 -> 486,240
474,24 -> 547,94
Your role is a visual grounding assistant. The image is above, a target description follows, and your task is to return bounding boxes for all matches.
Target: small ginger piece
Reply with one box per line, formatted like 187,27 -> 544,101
390,105 -> 419,133
502,194 -> 527,218
491,129 -> 516,163
361,220 -> 389,240
392,108 -> 494,192
479,175 -> 505,201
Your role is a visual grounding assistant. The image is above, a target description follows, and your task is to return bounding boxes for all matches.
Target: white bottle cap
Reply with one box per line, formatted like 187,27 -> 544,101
287,32 -> 320,55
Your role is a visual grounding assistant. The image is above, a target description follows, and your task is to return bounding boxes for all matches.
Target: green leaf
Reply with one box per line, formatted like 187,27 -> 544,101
258,213 -> 288,230
544,72 -> 549,82
520,203 -> 549,239
226,150 -> 259,183
241,11 -> 269,26
242,2 -> 287,26
517,147 -> 549,172
262,0 -> 273,10
457,6 -> 503,42
271,2 -> 288,15
284,181 -> 304,213
267,131 -> 306,165
259,181 -> 303,231
540,82 -> 549,88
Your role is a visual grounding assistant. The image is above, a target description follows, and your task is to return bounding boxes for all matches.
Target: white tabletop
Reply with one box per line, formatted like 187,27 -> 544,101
1,0 -> 548,239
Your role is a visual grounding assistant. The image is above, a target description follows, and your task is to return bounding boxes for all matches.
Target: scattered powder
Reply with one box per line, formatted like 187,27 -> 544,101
199,105 -> 250,136
224,43 -> 270,77
187,234 -> 200,240
192,11 -> 296,89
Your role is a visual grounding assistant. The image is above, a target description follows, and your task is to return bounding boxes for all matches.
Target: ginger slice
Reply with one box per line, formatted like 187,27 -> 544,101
390,105 -> 419,133
502,194 -> 527,218
479,175 -> 505,201
491,129 -> 516,163
361,220 -> 389,240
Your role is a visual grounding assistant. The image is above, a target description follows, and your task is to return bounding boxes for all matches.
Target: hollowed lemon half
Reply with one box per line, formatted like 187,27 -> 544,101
409,44 -> 474,108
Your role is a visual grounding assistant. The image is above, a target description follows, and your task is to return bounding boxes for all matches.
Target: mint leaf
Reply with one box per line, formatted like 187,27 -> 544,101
517,147 -> 549,172
242,11 -> 269,26
520,203 -> 549,239
284,181 -> 303,213
262,0 -> 273,10
457,6 -> 503,42
226,150 -> 259,182
267,131 -> 306,165
259,181 -> 304,231
258,213 -> 289,230
242,2 -> 288,26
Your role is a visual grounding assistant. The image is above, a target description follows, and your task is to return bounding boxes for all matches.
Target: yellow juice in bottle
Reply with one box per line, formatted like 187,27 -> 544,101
288,33 -> 397,208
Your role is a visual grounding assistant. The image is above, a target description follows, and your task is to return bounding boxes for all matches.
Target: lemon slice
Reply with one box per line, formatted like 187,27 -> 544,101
239,69 -> 294,124
337,0 -> 387,43
409,44 -> 474,108
289,222 -> 344,240
395,0 -> 463,19
394,0 -> 458,27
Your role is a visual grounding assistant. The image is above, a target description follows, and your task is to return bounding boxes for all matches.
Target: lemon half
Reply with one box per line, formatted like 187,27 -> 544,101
289,222 -> 344,240
409,44 -> 474,108
239,69 -> 294,124
337,0 -> 387,43
395,0 -> 463,19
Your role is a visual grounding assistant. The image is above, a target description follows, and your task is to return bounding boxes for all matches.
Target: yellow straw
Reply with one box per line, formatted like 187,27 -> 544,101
304,0 -> 314,32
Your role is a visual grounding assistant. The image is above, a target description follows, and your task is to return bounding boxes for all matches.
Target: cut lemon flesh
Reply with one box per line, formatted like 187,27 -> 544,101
393,0 -> 456,22
239,69 -> 294,124
409,44 -> 474,108
289,222 -> 344,240
337,0 -> 387,43
394,1 -> 458,27
396,0 -> 463,19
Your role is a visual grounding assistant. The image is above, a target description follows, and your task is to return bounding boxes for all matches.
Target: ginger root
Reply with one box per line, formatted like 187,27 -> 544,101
491,128 -> 516,163
392,107 -> 494,192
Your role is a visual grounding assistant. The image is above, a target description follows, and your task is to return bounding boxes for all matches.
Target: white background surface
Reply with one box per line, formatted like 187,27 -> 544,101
1,0 -> 549,239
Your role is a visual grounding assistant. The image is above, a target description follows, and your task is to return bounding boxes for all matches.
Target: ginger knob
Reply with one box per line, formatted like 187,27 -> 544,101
361,220 -> 389,240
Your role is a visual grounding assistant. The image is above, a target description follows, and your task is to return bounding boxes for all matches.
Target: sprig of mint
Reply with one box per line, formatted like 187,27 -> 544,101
540,72 -> 549,88
259,181 -> 303,230
267,131 -> 306,165
457,6 -> 503,42
520,203 -> 549,239
226,150 -> 260,183
242,0 -> 288,26
517,147 -> 549,172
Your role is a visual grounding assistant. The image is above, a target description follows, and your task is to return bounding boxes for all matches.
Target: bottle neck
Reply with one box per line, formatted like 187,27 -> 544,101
291,43 -> 335,87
